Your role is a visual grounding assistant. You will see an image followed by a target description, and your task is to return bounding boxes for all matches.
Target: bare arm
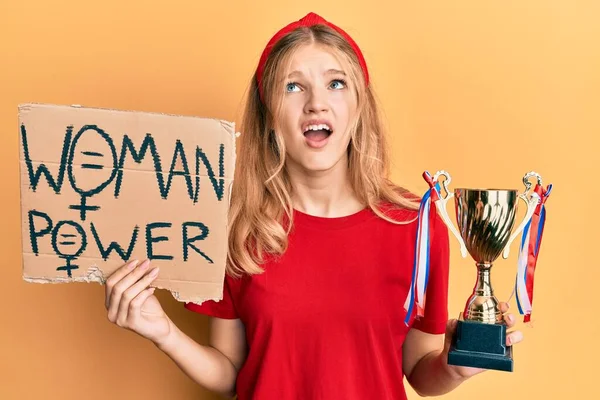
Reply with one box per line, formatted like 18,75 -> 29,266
156,317 -> 247,398
402,326 -> 466,397
105,259 -> 248,399
403,303 -> 522,397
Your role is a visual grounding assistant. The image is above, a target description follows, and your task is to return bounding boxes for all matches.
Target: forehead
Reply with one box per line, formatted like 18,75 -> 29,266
286,43 -> 345,74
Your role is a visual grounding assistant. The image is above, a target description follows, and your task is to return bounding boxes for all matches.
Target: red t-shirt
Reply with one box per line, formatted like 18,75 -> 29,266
185,203 -> 450,399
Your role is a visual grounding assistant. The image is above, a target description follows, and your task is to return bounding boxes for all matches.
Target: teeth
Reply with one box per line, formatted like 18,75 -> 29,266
304,124 -> 331,132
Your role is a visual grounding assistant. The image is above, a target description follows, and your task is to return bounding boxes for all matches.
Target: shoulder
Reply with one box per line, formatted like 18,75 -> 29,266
374,192 -> 421,223
374,195 -> 449,240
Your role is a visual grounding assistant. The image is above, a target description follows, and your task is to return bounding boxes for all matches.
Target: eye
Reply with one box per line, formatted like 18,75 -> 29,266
286,82 -> 301,92
329,79 -> 347,90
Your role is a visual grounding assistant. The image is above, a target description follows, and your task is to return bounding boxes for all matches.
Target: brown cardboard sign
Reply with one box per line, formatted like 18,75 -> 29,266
18,103 -> 236,304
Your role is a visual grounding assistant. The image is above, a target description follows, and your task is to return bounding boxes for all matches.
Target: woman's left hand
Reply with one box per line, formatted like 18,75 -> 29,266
442,302 -> 523,379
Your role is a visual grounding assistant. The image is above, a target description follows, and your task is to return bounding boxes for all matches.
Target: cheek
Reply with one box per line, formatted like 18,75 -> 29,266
332,95 -> 356,122
278,112 -> 302,151
280,101 -> 303,132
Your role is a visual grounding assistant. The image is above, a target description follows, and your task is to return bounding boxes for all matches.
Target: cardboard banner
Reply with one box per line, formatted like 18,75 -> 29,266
18,103 -> 236,304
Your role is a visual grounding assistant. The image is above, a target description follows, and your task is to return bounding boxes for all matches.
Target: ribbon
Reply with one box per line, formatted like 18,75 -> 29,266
404,172 -> 441,325
515,183 -> 552,322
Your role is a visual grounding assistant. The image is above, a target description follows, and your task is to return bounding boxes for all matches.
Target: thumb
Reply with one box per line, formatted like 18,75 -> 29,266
444,319 -> 458,350
129,287 -> 157,320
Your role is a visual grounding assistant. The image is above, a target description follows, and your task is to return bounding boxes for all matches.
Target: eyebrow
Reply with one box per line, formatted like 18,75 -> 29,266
286,69 -> 347,79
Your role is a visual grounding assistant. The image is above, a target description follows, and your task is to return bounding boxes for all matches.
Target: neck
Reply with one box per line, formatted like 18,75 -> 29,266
286,156 -> 364,218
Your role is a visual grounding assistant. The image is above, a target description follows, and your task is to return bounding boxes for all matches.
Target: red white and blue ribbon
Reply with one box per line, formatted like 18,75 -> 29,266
515,183 -> 552,323
404,172 -> 441,325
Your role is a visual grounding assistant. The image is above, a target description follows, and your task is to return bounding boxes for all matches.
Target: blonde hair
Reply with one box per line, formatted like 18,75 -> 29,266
227,24 -> 419,278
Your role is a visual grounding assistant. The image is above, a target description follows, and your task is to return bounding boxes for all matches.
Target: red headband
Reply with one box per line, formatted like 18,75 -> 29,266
256,12 -> 370,102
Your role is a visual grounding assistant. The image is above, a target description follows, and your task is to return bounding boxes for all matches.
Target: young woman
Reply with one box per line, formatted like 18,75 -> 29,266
104,12 -> 522,399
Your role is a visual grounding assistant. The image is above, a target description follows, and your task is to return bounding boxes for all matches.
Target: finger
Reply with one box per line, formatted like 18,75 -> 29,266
108,260 -> 151,322
128,287 -> 157,322
503,313 -> 516,328
117,267 -> 160,325
506,330 -> 524,346
444,319 -> 458,349
105,259 -> 140,309
499,302 -> 510,313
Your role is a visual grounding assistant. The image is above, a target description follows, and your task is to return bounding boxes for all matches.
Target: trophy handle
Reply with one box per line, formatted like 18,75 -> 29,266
432,171 -> 469,258
501,172 -> 543,259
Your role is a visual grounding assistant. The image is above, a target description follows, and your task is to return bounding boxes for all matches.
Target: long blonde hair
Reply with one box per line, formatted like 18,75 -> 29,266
227,24 -> 419,278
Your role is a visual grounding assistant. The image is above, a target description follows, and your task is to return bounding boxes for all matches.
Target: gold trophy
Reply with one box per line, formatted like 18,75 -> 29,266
430,170 -> 544,372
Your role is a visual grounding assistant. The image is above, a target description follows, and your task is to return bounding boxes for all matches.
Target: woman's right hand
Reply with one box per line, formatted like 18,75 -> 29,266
105,259 -> 172,347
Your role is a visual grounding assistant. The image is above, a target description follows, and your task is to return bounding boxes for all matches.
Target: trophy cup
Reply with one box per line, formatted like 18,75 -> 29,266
429,170 -> 546,372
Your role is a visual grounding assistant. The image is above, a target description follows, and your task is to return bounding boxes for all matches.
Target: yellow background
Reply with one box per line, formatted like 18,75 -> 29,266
1,1 -> 598,399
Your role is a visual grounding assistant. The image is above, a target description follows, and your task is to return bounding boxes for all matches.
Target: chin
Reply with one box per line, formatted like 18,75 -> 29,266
299,159 -> 340,173
286,150 -> 347,174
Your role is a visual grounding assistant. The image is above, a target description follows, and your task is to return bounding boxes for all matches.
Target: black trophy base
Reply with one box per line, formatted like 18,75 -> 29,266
448,313 -> 513,372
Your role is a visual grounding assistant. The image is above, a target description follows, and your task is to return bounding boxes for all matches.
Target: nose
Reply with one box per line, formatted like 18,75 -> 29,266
304,86 -> 329,114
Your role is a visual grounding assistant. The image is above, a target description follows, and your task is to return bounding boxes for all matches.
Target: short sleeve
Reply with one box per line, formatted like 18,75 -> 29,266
184,273 -> 239,319
411,213 -> 450,334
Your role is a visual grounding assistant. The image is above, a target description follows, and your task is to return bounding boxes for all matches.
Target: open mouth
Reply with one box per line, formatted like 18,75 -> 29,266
303,123 -> 333,143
